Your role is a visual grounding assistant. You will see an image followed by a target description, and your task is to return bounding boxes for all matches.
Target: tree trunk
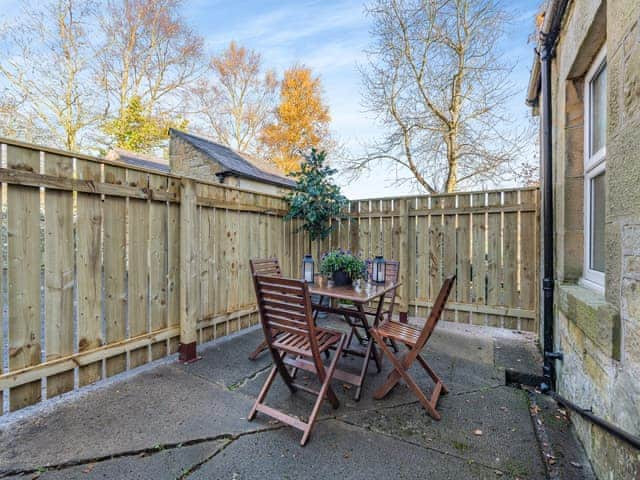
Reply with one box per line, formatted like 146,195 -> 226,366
444,132 -> 458,193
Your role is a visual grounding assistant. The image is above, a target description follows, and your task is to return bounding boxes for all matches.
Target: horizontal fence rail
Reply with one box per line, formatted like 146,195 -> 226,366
321,189 -> 540,332
0,137 -> 538,416
0,139 -> 308,415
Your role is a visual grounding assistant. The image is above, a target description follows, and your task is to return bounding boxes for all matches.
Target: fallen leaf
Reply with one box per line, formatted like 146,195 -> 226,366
472,429 -> 483,436
83,463 -> 96,474
343,451 -> 351,459
342,383 -> 352,390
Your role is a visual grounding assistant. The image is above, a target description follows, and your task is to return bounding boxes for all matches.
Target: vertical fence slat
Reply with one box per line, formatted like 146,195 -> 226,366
415,197 -> 430,318
441,196 -> 457,322
149,174 -> 168,360
44,153 -> 75,397
429,196 -> 443,303
486,192 -> 503,327
519,189 -> 538,332
167,178 -> 180,354
349,201 -> 360,256
7,145 -> 41,410
127,170 -> 150,368
104,166 -> 127,376
503,191 -> 519,330
76,159 -> 103,387
457,194 -> 472,324
471,192 -> 487,326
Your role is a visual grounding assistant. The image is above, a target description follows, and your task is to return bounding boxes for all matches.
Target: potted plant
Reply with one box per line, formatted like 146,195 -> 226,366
320,250 -> 366,287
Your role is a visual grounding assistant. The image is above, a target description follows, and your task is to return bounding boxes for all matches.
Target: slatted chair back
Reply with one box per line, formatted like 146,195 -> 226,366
413,275 -> 456,351
252,274 -> 321,360
250,258 -> 282,277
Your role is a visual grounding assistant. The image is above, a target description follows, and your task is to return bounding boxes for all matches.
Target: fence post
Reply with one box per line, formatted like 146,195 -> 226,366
398,198 -> 410,323
179,178 -> 200,363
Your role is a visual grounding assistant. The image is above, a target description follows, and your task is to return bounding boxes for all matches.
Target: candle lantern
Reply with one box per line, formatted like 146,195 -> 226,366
302,254 -> 315,283
372,255 -> 386,284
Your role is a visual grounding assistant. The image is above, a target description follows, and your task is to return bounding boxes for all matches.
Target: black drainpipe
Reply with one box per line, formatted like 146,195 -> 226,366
539,31 -> 557,393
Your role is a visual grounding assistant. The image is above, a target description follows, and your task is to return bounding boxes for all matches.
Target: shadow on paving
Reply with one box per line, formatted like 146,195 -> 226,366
188,419 -> 511,480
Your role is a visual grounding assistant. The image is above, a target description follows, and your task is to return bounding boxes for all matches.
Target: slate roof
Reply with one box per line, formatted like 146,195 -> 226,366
108,148 -> 171,173
169,128 -> 295,188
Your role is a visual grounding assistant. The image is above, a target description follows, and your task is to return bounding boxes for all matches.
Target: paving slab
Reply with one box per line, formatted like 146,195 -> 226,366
188,419 -> 510,480
0,365 -> 254,474
339,386 -> 546,478
5,440 -> 228,480
173,328 -> 272,389
236,344 -> 458,423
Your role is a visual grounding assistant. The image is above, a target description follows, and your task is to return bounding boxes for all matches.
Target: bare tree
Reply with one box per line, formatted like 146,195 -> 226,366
193,41 -> 278,155
96,0 -> 204,147
0,0 -> 98,151
350,0 -> 529,193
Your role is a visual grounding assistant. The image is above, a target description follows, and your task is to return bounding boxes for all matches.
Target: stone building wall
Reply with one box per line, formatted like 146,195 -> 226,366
169,133 -> 224,182
549,0 -> 640,478
169,133 -> 288,196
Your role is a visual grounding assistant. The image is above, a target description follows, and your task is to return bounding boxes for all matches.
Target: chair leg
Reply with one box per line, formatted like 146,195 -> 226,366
416,353 -> 449,394
248,339 -> 269,361
248,364 -> 279,421
300,337 -> 345,446
371,337 -> 441,420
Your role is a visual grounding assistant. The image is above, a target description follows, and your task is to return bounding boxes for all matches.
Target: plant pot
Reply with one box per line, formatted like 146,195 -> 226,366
332,270 -> 351,287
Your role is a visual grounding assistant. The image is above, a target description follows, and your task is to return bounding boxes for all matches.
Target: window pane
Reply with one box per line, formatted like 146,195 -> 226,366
590,172 -> 606,272
591,63 -> 607,155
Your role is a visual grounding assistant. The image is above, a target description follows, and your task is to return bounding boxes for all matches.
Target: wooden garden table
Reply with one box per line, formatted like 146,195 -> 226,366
305,277 -> 401,401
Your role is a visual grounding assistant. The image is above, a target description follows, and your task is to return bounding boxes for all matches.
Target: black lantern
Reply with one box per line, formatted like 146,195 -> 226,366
372,255 -> 386,284
302,254 -> 315,283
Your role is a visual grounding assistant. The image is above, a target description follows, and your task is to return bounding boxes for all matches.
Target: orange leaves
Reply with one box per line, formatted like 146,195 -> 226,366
260,66 -> 331,174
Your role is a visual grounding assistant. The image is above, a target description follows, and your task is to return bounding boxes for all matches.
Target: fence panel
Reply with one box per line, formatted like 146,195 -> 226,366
0,137 -> 538,416
326,188 -> 539,333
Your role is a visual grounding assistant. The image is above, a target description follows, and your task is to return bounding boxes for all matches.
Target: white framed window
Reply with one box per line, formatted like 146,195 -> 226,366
582,46 -> 607,291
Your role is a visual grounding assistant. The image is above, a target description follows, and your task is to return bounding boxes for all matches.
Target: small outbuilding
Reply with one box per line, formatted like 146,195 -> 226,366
169,128 -> 294,195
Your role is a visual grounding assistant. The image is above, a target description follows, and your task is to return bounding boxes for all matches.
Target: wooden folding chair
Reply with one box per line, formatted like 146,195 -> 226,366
248,258 -> 282,360
248,274 -> 346,446
370,275 -> 456,420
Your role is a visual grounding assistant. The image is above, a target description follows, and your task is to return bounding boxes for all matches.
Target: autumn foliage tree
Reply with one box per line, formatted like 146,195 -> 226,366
260,66 -> 331,174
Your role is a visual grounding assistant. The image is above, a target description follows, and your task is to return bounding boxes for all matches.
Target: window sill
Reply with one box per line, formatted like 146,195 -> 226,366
557,283 -> 621,360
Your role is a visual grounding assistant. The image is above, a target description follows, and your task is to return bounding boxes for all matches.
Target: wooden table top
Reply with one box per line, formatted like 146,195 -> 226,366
308,276 -> 400,303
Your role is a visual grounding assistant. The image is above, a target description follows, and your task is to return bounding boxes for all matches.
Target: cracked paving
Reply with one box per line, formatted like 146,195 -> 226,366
0,322 -> 587,479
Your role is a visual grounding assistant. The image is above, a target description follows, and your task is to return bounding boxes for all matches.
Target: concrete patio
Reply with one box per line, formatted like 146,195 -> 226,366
0,319 -> 594,479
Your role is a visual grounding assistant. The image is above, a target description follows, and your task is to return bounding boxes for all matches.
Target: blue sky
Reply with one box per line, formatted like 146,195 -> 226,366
0,0 -> 541,198
182,0 -> 541,198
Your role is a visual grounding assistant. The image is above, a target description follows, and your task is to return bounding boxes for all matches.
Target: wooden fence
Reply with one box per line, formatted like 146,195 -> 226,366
0,138 -> 307,415
0,138 -> 538,416
321,189 -> 539,332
